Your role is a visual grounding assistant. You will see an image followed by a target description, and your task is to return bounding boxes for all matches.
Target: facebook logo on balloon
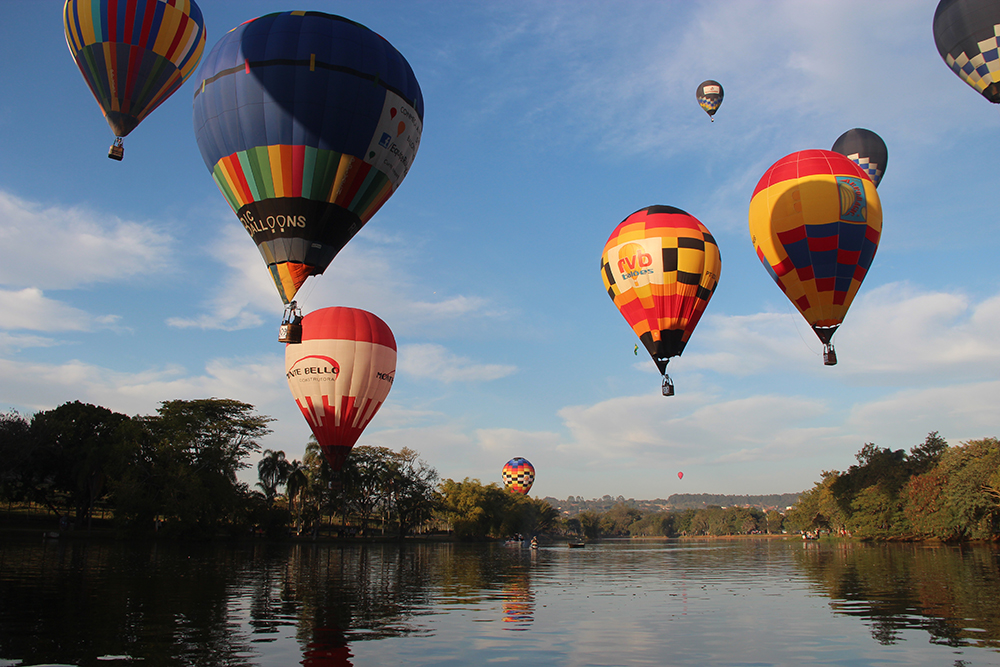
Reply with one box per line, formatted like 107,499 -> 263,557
378,132 -> 392,148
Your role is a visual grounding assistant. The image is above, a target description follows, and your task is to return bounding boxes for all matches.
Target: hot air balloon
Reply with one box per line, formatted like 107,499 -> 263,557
748,149 -> 882,365
601,206 -> 722,396
832,129 -> 888,188
933,0 -> 1000,104
696,80 -> 724,121
285,307 -> 396,472
502,457 -> 535,495
63,0 -> 207,160
677,471 -> 684,480
192,11 -> 423,336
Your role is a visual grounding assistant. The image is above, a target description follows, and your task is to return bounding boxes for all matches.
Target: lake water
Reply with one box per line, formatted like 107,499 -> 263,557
1,536 -> 999,666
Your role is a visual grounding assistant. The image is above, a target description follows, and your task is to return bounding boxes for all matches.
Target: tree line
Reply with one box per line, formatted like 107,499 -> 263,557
3,400 -> 998,542
785,432 -> 1000,541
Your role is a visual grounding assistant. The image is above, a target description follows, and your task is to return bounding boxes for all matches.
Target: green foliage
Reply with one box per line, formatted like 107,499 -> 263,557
790,433 -> 1000,542
437,478 -> 511,539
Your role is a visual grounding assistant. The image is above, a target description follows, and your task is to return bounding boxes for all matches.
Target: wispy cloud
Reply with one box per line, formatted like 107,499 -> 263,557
399,343 -> 517,383
0,190 -> 173,289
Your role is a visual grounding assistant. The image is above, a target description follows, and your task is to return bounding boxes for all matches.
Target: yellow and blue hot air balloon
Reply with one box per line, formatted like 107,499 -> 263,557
63,0 -> 207,160
601,206 -> 722,395
933,0 -> 1000,104
192,11 -> 423,313
748,150 -> 882,365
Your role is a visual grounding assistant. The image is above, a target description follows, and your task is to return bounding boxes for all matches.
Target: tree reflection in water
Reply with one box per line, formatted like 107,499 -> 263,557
794,542 -> 1000,649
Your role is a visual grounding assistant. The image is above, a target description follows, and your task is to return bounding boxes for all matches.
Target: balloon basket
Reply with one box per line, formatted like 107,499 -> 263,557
278,301 -> 303,344
661,374 -> 675,397
823,344 -> 837,366
108,138 -> 124,161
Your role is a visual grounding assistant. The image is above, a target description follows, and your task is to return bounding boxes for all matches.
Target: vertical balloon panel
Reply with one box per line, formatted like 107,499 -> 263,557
285,307 -> 396,471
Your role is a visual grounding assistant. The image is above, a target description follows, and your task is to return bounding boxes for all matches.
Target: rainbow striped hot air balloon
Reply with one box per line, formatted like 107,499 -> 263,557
748,149 -> 882,365
64,0 -> 207,159
193,11 -> 423,308
502,457 -> 535,495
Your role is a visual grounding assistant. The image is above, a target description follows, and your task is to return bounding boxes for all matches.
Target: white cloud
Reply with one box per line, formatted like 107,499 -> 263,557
0,189 -> 173,289
0,287 -> 120,332
398,343 -> 517,383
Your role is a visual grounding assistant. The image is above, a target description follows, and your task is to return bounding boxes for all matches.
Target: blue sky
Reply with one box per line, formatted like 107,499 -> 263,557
2,0 -> 999,500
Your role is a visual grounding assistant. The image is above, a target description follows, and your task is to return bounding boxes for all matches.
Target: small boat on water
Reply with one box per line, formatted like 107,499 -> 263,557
568,542 -> 585,549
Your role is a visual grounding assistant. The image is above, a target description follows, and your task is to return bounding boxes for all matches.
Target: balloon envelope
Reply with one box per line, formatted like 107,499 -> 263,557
933,0 -> 1000,103
831,128 -> 888,188
677,472 -> 683,480
601,206 -> 722,376
193,11 -> 424,304
748,149 -> 881,350
502,457 -> 535,495
285,307 -> 396,471
64,0 -> 206,138
696,80 -> 724,120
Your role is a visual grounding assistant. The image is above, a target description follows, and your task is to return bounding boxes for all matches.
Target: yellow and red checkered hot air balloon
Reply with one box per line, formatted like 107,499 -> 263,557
502,457 -> 535,495
748,149 -> 882,366
601,206 -> 722,396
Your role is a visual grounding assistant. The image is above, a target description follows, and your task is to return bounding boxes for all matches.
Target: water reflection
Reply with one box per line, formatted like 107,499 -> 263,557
795,541 -> 1000,650
2,537 -> 999,666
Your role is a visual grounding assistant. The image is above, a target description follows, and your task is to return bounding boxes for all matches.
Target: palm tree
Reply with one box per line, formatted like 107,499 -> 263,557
285,459 -> 308,527
257,449 -> 290,505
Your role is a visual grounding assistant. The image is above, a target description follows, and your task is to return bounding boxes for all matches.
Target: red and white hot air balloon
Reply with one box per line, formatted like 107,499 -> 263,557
285,307 -> 396,471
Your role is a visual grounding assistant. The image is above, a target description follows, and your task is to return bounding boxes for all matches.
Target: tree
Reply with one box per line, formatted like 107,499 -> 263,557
143,398 -> 272,535
257,449 -> 290,504
437,478 -> 511,540
28,401 -> 131,526
0,411 -> 32,504
909,431 -> 948,475
386,447 -> 439,538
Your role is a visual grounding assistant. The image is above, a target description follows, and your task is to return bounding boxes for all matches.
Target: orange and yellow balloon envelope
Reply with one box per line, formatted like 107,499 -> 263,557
601,206 -> 721,394
748,149 -> 881,365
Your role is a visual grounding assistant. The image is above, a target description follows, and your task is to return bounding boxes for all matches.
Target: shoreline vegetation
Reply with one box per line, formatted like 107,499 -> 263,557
3,401 -> 999,543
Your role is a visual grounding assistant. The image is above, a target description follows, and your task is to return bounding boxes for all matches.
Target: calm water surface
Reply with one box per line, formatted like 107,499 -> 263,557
1,536 -> 999,666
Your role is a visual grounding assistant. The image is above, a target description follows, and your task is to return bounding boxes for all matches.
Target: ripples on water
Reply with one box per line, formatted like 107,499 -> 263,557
0,537 -> 998,666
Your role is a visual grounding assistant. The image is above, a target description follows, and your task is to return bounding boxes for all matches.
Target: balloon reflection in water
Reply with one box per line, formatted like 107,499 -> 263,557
501,577 -> 535,630
302,626 -> 353,667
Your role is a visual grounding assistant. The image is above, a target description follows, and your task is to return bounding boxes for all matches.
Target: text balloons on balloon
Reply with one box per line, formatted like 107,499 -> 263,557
832,129 -> 888,188
285,307 -> 396,472
64,0 -> 206,156
601,206 -> 722,395
193,11 -> 424,305
748,150 -> 882,365
933,0 -> 1000,103
502,457 -> 535,495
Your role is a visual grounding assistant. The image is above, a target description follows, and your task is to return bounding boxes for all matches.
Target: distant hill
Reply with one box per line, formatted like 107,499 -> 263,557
543,493 -> 800,516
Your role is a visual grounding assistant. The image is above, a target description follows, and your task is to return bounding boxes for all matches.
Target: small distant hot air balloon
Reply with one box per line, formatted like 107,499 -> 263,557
502,457 -> 535,495
748,150 -> 882,365
193,11 -> 423,336
832,129 -> 888,188
63,0 -> 207,160
933,0 -> 1000,104
696,80 -> 724,121
601,206 -> 722,395
677,471 -> 684,480
285,307 -> 396,472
